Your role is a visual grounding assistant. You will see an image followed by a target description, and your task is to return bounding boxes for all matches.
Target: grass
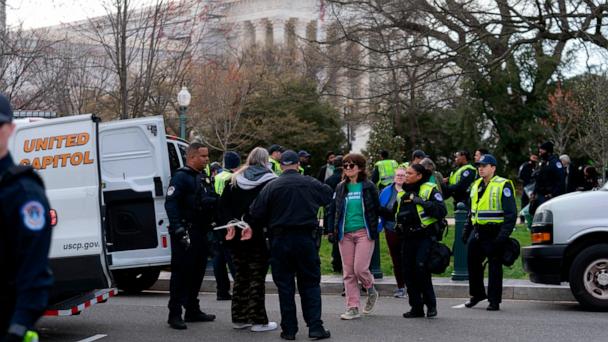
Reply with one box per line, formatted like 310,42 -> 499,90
319,224 -> 532,279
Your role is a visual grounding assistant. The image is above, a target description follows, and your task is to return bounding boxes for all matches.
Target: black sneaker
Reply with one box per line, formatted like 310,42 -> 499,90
464,296 -> 487,308
184,311 -> 216,322
168,316 -> 187,330
402,310 -> 425,318
487,302 -> 500,311
280,332 -> 296,340
426,307 -> 437,318
309,329 -> 331,340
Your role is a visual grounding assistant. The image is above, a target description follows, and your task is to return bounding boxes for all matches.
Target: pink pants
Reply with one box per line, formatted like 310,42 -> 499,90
339,229 -> 375,309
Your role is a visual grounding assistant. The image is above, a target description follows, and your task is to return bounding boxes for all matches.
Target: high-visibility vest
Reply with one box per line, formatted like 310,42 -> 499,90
399,161 -> 410,169
268,157 -> 282,175
395,182 -> 439,227
448,164 -> 477,186
205,164 -> 211,177
375,159 -> 398,187
470,176 -> 515,225
299,166 -> 305,174
214,170 -> 233,196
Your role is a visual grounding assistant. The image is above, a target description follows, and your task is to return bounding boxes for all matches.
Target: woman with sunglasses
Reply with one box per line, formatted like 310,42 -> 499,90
327,153 -> 380,320
378,167 -> 407,298
396,163 -> 447,318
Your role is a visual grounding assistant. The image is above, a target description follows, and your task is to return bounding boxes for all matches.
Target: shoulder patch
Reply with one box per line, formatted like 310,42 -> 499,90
167,186 -> 175,196
556,161 -> 563,169
21,200 -> 46,231
503,188 -> 512,198
434,192 -> 444,201
463,170 -> 470,177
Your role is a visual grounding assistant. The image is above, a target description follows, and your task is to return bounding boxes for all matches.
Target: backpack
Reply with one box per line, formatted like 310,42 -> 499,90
426,241 -> 452,274
502,238 -> 521,266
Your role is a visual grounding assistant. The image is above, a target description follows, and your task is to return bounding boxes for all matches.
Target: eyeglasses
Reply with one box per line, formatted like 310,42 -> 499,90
343,163 -> 357,170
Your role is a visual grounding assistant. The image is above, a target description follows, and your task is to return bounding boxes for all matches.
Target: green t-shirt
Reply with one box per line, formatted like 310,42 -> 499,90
344,182 -> 365,233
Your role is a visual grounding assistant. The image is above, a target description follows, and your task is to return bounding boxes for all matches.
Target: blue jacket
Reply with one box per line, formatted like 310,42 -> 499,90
378,183 -> 400,232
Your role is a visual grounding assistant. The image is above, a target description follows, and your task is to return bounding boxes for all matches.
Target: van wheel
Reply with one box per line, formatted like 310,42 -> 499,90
113,268 -> 161,294
569,244 -> 608,311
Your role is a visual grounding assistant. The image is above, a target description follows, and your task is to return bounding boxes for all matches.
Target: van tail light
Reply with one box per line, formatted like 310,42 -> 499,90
161,234 -> 168,248
531,232 -> 552,244
49,209 -> 58,227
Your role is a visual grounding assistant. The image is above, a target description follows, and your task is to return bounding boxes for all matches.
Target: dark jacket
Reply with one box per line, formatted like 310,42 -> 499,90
446,164 -> 476,205
395,181 -> 447,238
532,154 -> 565,198
327,180 -> 380,241
325,168 -> 343,191
250,169 -> 333,231
0,153 -> 53,333
218,166 -> 276,248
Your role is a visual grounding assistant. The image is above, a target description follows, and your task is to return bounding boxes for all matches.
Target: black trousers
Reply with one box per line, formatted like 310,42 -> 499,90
467,230 -> 503,304
331,239 -> 342,272
231,244 -> 270,324
270,232 -> 323,335
168,229 -> 209,316
401,234 -> 436,311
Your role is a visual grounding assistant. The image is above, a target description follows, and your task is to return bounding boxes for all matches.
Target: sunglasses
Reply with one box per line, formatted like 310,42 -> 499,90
343,163 -> 358,169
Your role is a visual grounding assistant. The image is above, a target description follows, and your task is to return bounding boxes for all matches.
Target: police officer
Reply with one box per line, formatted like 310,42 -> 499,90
298,150 -> 313,176
250,150 -> 333,341
400,149 -> 426,169
530,141 -> 565,215
212,151 -> 240,300
267,144 -> 284,175
443,150 -> 477,209
462,154 -> 517,311
165,142 -> 218,329
371,150 -> 398,191
0,94 -> 53,342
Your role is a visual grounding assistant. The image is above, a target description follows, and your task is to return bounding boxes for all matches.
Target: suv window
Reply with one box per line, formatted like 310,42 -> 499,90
167,142 -> 180,176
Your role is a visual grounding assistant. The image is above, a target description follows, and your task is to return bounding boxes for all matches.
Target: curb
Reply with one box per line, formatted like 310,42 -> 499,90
150,272 -> 575,302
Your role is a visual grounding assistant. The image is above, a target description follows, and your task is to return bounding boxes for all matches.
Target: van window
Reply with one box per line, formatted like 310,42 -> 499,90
167,142 -> 180,176
178,144 -> 187,166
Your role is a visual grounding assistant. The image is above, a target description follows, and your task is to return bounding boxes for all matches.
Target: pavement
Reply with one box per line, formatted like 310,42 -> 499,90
151,271 -> 575,302
37,292 -> 603,342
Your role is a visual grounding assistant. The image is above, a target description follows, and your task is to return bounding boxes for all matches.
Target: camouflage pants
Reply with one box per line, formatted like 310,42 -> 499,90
231,245 -> 270,324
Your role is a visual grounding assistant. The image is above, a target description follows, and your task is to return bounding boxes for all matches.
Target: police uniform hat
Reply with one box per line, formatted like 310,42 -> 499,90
0,94 -> 13,124
476,154 -> 497,166
298,150 -> 311,158
223,151 -> 241,169
539,141 -> 554,153
268,144 -> 284,154
280,150 -> 299,166
502,238 -> 521,266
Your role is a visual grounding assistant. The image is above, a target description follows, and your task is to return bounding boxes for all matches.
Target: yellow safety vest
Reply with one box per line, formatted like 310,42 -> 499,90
448,164 -> 477,186
214,170 -> 233,196
299,166 -> 305,174
375,159 -> 398,187
269,157 -> 282,175
470,176 -> 515,225
205,164 -> 211,177
399,161 -> 410,169
395,182 -> 439,227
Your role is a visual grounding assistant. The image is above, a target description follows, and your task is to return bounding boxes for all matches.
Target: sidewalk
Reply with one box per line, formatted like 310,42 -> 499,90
151,272 -> 575,302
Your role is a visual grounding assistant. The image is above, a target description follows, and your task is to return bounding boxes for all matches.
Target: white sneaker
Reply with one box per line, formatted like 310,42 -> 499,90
340,307 -> 361,320
363,287 -> 378,314
233,323 -> 253,329
251,322 -> 278,332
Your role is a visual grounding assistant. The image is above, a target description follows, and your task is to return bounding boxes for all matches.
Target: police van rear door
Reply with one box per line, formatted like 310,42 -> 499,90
98,116 -> 171,269
8,114 -> 113,301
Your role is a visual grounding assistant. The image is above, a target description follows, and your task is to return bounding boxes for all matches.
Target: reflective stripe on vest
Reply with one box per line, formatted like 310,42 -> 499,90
448,164 -> 476,186
269,157 -> 282,175
395,182 -> 438,227
470,176 -> 514,225
214,170 -> 233,195
298,166 -> 304,174
375,159 -> 398,186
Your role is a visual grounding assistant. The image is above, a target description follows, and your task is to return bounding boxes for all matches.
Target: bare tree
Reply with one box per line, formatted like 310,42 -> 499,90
541,82 -> 581,155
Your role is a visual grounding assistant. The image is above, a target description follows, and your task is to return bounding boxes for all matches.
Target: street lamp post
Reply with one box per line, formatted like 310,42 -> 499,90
177,86 -> 191,140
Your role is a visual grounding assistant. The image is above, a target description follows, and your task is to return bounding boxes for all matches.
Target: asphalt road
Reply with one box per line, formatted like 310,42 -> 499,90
37,292 -> 607,342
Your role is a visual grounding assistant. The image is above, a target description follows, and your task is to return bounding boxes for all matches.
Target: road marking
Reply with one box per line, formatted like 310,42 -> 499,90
76,334 -> 107,342
452,303 -> 466,309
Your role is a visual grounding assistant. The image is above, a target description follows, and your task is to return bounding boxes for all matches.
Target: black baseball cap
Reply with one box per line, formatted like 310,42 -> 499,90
0,94 -> 13,124
298,150 -> 311,158
280,150 -> 299,166
412,150 -> 427,160
268,144 -> 284,154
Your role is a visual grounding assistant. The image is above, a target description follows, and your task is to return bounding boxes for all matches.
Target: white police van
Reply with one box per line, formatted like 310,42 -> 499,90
523,186 -> 608,310
8,114 -> 189,314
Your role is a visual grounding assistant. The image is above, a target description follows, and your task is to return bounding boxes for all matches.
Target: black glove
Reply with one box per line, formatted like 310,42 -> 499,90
462,227 -> 471,244
411,195 -> 425,205
327,232 -> 336,244
173,227 -> 191,249
493,235 -> 509,250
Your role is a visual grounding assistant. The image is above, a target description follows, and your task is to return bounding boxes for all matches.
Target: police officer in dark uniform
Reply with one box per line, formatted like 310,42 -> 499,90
462,154 -> 517,311
530,141 -> 565,215
250,150 -> 333,341
0,94 -> 53,342
165,142 -> 218,330
443,150 -> 477,209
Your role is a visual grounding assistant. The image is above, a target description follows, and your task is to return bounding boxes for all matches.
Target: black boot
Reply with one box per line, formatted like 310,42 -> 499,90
426,306 -> 437,318
464,296 -> 487,308
487,302 -> 500,311
184,310 -> 216,322
403,309 -> 425,318
168,315 -> 187,330
309,328 -> 331,340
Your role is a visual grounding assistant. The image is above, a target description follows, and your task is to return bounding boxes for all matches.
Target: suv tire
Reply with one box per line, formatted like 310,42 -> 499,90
569,244 -> 608,311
